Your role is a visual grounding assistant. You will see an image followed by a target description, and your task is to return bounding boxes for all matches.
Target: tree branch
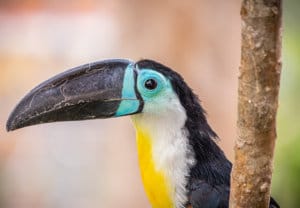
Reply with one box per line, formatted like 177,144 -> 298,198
229,0 -> 282,207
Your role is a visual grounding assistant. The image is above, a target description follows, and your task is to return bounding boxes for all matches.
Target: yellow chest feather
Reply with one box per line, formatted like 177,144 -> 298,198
135,127 -> 174,208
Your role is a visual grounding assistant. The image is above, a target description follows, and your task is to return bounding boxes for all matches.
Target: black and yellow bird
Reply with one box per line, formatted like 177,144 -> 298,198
7,59 -> 279,208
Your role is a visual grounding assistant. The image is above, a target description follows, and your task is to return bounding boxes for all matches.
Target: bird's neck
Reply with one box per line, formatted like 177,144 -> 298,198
183,113 -> 232,188
132,112 -> 194,208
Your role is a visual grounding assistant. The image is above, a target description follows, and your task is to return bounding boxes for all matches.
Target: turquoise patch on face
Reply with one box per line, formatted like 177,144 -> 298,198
136,69 -> 170,101
115,64 -> 140,116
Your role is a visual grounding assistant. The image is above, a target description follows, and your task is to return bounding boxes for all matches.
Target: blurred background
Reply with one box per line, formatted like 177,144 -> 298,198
0,0 -> 298,207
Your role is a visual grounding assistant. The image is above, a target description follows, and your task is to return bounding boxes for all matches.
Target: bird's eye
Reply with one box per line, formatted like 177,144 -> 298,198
144,79 -> 157,90
137,70 -> 166,98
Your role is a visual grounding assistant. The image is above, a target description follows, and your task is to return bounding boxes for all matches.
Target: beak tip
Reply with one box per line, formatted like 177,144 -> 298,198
6,123 -> 14,132
6,117 -> 17,132
6,112 -> 23,132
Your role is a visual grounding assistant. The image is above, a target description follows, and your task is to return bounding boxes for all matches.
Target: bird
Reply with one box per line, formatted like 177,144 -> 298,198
7,59 -> 279,208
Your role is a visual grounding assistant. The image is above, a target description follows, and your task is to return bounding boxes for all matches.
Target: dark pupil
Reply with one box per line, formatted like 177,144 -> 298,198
144,79 -> 157,90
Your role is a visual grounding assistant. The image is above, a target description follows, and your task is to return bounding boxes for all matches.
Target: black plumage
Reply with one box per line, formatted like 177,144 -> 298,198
136,59 -> 279,208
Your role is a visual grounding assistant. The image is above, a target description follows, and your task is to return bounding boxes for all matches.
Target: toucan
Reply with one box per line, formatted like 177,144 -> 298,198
7,59 -> 279,208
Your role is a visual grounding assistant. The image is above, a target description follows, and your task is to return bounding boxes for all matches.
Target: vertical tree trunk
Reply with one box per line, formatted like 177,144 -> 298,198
229,0 -> 282,207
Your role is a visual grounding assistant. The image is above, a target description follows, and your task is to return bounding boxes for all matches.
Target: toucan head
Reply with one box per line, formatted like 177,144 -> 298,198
7,59 -> 208,132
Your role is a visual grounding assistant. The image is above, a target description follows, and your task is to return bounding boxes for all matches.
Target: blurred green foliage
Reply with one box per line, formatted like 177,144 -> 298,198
272,0 -> 300,207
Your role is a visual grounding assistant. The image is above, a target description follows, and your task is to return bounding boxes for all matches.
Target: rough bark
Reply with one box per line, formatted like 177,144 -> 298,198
229,0 -> 282,208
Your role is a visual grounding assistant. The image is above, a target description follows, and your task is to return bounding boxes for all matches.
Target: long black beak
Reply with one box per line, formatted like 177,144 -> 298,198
7,59 -> 140,131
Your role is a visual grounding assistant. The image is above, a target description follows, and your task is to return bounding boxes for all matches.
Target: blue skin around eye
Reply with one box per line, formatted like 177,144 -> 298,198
115,64 -> 140,117
115,67 -> 174,116
137,69 -> 169,100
